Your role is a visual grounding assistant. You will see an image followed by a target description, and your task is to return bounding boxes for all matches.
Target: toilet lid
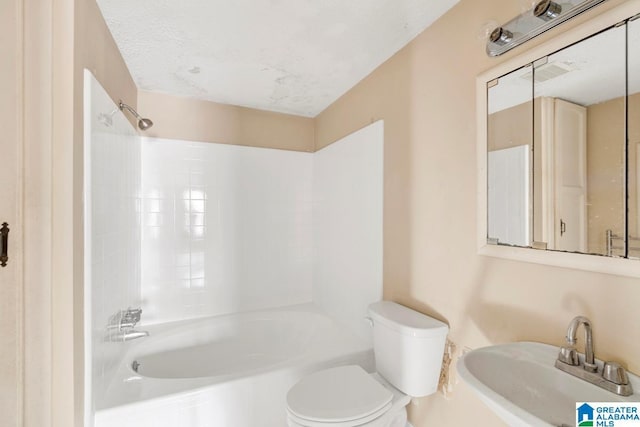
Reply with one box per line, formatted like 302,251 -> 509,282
286,365 -> 393,423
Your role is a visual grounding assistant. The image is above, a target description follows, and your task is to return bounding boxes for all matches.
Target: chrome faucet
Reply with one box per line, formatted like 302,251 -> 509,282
106,307 -> 149,342
555,315 -> 632,396
565,316 -> 597,372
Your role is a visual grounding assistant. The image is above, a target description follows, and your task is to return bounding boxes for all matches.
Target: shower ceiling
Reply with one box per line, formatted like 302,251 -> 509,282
96,0 -> 459,117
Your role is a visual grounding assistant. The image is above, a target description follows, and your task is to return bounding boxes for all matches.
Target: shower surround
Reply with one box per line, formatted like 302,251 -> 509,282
139,122 -> 384,347
140,138 -> 314,324
85,72 -> 384,426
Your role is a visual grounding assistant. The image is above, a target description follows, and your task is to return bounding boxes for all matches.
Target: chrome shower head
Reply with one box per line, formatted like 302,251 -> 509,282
118,101 -> 154,131
138,118 -> 154,131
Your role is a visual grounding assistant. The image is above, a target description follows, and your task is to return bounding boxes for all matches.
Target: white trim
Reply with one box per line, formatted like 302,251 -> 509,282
539,97 -> 556,249
477,0 -> 640,278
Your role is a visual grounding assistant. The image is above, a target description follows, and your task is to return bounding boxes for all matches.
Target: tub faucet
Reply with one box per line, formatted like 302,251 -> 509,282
106,307 -> 149,342
555,315 -> 633,396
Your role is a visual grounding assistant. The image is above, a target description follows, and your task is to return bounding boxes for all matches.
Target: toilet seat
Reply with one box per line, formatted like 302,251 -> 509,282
286,365 -> 394,427
287,402 -> 392,427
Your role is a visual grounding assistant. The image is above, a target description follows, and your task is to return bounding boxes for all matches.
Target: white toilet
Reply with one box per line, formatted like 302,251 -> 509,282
286,301 -> 449,427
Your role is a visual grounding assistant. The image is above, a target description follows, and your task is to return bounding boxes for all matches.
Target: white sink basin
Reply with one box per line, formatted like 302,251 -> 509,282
457,342 -> 640,426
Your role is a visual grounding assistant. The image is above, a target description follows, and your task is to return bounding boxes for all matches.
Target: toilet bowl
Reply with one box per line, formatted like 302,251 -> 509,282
286,301 -> 448,427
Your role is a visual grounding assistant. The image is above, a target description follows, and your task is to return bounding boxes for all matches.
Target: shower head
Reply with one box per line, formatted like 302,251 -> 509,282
118,101 -> 154,131
138,118 -> 154,131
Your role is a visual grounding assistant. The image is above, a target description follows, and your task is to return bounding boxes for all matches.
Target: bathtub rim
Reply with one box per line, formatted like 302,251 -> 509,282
97,302 -> 374,411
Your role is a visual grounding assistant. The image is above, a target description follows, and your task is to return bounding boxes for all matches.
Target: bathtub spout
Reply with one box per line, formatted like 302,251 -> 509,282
114,329 -> 149,342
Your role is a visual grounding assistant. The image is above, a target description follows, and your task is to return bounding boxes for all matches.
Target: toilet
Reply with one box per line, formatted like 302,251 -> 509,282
286,301 -> 449,427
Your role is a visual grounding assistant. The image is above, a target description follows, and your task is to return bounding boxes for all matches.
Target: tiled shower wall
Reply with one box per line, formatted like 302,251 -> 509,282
84,71 -> 142,417
313,121 -> 384,346
140,122 -> 383,336
141,139 -> 314,324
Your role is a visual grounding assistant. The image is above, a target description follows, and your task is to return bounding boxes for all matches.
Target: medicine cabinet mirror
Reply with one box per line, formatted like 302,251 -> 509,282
481,2 -> 640,275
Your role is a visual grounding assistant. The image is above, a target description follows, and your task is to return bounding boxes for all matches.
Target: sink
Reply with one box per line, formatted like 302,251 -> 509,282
457,342 -> 640,426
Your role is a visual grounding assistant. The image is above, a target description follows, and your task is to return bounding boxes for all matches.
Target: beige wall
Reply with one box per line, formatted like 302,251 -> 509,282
488,101 -> 532,151
315,0 -> 640,425
138,91 -> 315,151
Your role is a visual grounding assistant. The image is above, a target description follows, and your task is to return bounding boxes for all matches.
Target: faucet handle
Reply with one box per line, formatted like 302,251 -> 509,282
125,307 -> 142,316
123,307 -> 142,323
558,346 -> 579,366
602,362 -> 629,385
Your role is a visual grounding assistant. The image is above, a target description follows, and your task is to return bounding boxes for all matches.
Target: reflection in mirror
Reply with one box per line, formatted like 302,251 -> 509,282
532,25 -> 626,256
487,65 -> 533,247
629,18 -> 640,259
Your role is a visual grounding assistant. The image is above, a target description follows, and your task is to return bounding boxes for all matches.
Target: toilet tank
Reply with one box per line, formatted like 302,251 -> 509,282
368,301 -> 448,397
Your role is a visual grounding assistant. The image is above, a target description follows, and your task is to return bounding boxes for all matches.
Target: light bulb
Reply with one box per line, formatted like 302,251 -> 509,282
477,20 -> 500,42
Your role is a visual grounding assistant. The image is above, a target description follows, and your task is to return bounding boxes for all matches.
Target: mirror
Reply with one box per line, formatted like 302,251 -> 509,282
533,25 -> 626,256
487,19 -> 636,258
487,65 -> 533,247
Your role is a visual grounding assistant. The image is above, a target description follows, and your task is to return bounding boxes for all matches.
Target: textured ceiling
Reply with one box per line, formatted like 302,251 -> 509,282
96,0 -> 459,117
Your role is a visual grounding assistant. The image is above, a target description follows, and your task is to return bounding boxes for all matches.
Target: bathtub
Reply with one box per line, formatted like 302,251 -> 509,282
94,303 -> 374,427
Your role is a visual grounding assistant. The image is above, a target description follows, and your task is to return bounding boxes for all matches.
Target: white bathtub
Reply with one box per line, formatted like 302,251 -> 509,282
94,304 -> 373,427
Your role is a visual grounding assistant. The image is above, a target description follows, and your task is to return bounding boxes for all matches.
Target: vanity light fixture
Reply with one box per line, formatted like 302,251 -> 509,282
489,27 -> 514,46
534,0 -> 563,21
486,0 -> 609,56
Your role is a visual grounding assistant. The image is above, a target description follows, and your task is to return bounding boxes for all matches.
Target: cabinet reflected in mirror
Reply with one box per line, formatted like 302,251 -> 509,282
487,20 -> 637,258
